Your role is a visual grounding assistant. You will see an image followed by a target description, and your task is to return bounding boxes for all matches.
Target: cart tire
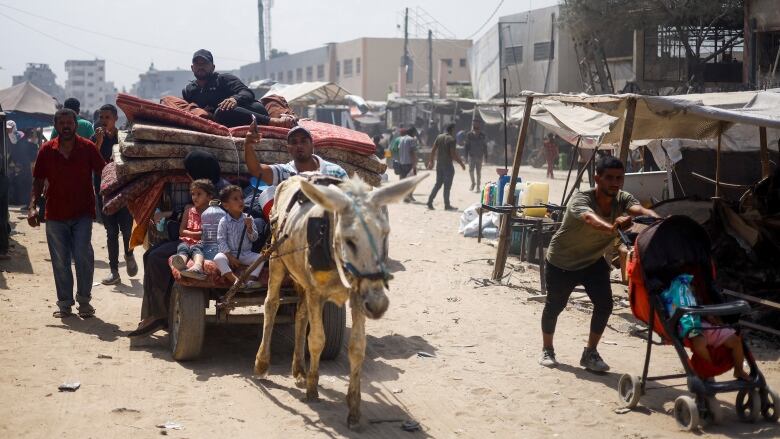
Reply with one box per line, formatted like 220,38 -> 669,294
761,385 -> 779,422
169,284 -> 206,361
320,301 -> 345,361
703,395 -> 723,425
674,396 -> 700,431
736,388 -> 761,423
617,374 -> 642,409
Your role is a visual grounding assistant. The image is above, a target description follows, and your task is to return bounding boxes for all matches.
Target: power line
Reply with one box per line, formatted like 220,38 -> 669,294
0,3 -> 256,64
465,0 -> 506,40
0,10 -> 146,72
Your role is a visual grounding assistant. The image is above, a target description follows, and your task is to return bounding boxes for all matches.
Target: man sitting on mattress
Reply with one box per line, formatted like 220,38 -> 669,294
180,49 -> 295,128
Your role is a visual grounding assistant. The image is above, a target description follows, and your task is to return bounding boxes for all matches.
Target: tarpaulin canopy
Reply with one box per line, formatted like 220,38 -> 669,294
530,100 -> 619,149
0,81 -> 58,129
263,82 -> 351,106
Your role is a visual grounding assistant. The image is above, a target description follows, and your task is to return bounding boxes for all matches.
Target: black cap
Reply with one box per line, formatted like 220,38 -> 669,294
192,49 -> 214,64
287,125 -> 312,141
63,97 -> 81,112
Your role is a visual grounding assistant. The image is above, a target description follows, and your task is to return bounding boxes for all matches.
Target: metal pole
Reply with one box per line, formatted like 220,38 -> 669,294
503,78 -> 508,170
715,123 -> 723,198
428,29 -> 434,100
759,126 -> 770,178
403,8 -> 409,82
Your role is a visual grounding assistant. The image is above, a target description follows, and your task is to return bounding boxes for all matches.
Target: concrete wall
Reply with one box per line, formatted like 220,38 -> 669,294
239,46 -> 330,85
64,59 -> 117,113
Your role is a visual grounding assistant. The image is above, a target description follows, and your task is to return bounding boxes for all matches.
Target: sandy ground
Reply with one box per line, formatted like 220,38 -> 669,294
1,164 -> 779,439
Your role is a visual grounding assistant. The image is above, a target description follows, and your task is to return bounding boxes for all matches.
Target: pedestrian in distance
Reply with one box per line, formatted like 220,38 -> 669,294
464,120 -> 488,192
426,124 -> 465,211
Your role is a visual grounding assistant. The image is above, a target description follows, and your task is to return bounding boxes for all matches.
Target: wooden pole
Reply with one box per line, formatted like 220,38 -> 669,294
561,137 -> 581,205
492,95 -> 534,281
618,97 -> 637,164
715,123 -> 723,198
759,126 -> 770,179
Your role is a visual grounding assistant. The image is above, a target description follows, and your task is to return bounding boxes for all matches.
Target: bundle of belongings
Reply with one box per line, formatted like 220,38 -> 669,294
100,93 -> 386,287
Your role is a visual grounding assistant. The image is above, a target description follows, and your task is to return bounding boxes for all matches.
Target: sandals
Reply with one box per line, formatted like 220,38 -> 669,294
127,318 -> 165,337
180,267 -> 207,280
53,308 -> 73,318
77,304 -> 96,319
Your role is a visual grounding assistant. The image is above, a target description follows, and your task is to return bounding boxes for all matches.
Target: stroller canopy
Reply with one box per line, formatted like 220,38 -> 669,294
635,215 -> 712,294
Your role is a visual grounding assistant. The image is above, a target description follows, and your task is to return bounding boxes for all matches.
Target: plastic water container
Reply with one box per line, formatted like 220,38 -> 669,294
501,177 -> 523,205
482,182 -> 499,206
200,199 -> 226,260
521,182 -> 549,217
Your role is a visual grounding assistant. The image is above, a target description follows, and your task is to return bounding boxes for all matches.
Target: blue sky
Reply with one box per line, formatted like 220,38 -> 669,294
0,0 -> 558,90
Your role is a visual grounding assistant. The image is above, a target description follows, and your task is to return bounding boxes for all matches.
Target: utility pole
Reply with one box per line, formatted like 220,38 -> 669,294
403,7 -> 409,83
258,0 -> 267,80
428,29 -> 433,99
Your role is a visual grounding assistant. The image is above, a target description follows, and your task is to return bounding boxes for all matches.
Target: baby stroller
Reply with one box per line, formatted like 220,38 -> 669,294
617,215 -> 778,430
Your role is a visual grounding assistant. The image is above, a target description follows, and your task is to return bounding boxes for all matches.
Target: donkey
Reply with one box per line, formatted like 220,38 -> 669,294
254,173 -> 426,428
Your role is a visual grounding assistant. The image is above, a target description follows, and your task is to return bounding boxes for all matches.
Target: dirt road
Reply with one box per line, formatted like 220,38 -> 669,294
1,164 -> 778,438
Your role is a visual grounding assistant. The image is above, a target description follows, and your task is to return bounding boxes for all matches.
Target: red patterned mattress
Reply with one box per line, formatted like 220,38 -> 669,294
116,93 -> 375,156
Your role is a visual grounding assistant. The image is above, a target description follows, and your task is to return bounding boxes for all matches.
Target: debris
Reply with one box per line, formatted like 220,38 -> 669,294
614,407 -> 632,414
58,382 -> 80,392
44,393 -> 52,397
401,420 -> 421,432
92,282 -> 101,287
156,421 -> 183,430
526,295 -> 547,303
446,297 -> 461,302
392,388 -> 403,394
416,351 -> 435,358
97,354 -> 113,359
601,340 -> 618,346
112,407 -> 141,414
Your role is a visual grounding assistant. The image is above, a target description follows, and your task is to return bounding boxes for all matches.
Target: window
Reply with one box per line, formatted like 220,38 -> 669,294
296,68 -> 303,82
306,66 -> 313,81
459,58 -> 467,68
87,92 -> 94,98
317,64 -> 325,79
336,60 -> 340,76
87,82 -> 94,87
533,41 -> 554,61
279,72 -> 284,82
98,66 -> 104,72
343,59 -> 353,77
71,70 -> 84,76
287,70 -> 293,82
98,76 -> 104,82
167,77 -> 174,82
442,58 -> 453,67
71,80 -> 84,86
356,57 -> 361,74
87,72 -> 94,77
504,46 -> 523,66
269,72 -> 274,81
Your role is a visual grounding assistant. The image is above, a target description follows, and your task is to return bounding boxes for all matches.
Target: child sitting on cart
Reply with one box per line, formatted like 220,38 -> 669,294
213,185 -> 264,288
171,179 -> 215,280
661,274 -> 750,380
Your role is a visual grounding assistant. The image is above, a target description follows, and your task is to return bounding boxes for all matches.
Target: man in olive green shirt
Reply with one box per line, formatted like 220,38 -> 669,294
540,156 -> 658,372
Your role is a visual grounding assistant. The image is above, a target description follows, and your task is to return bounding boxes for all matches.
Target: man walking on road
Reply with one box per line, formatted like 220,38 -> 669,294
28,109 -> 105,318
426,124 -> 465,210
539,156 -> 657,372
464,120 -> 488,192
397,127 -> 419,202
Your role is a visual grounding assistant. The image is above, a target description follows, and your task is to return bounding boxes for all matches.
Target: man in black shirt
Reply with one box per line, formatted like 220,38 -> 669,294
183,49 -> 294,128
92,104 -> 137,285
426,124 -> 465,210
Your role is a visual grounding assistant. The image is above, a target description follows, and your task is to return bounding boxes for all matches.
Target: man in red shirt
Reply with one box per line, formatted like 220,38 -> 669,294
28,108 -> 106,318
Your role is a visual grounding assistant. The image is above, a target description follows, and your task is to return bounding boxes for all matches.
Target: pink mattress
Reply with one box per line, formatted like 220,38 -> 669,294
116,93 -> 375,156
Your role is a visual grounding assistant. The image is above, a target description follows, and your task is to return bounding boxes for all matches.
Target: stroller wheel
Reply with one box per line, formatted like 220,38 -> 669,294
736,388 -> 761,423
761,385 -> 779,422
674,396 -> 700,431
617,374 -> 642,409
702,395 -> 723,425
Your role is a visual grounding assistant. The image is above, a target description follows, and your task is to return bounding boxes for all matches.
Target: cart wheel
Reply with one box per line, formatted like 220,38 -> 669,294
761,385 -> 779,422
320,301 -> 345,361
169,284 -> 206,361
674,396 -> 700,431
736,388 -> 761,423
703,395 -> 723,425
617,374 -> 642,409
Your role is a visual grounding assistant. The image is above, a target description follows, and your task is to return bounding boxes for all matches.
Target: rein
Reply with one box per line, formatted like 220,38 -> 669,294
340,199 -> 393,288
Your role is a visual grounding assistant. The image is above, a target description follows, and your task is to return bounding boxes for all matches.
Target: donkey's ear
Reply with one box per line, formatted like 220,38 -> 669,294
367,174 -> 428,206
300,180 -> 351,212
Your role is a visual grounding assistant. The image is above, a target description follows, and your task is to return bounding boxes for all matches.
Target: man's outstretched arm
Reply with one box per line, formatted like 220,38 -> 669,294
243,130 -> 275,185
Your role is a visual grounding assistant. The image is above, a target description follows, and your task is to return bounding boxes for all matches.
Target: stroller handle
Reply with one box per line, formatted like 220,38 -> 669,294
669,300 -> 752,329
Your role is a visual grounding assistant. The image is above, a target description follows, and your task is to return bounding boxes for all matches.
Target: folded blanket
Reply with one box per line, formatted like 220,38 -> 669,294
102,172 -> 169,215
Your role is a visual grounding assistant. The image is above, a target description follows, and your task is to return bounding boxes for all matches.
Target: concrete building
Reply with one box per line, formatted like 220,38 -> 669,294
12,63 -> 65,103
131,63 -> 195,101
745,0 -> 780,88
64,59 -> 117,113
469,5 -> 587,100
239,37 -> 473,101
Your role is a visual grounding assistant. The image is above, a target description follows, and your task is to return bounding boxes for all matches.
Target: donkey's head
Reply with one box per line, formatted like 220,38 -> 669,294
300,174 -> 427,319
